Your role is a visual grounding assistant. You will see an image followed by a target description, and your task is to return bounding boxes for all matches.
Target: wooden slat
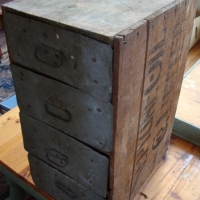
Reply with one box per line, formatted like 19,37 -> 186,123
110,20 -> 147,200
130,0 -> 197,198
3,0 -> 179,45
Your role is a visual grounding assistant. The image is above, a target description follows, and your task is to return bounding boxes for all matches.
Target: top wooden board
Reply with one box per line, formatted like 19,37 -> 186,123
3,0 -> 177,45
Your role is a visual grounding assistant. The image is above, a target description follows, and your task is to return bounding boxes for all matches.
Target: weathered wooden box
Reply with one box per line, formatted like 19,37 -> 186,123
3,0 -> 196,199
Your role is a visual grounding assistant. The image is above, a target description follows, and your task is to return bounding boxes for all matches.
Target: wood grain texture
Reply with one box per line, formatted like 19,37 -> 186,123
3,0 -> 179,45
110,21 -> 147,200
29,154 -> 104,200
130,0 -> 197,198
4,12 -> 113,102
165,145 -> 200,200
134,135 -> 200,200
0,107 -> 54,200
185,40 -> 200,73
20,112 -> 109,198
11,64 -> 113,152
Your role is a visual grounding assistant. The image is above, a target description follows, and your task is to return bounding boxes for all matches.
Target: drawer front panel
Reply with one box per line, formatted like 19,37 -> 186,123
28,154 -> 105,200
11,64 -> 113,152
20,113 -> 109,197
4,12 -> 113,102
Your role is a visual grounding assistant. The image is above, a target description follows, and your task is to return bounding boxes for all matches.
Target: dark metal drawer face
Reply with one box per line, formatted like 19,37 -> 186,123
28,154 -> 105,200
21,113 -> 109,197
11,64 -> 113,152
4,12 -> 113,102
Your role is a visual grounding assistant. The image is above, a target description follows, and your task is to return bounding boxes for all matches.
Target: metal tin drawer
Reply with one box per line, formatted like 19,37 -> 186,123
29,154 -> 106,200
11,64 -> 113,152
4,12 -> 113,102
21,113 -> 109,197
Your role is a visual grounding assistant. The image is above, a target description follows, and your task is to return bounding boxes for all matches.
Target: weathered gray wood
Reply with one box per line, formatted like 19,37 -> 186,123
3,0 -> 179,45
28,154 -> 105,200
4,12 -> 113,102
11,64 -> 113,152
20,112 -> 109,197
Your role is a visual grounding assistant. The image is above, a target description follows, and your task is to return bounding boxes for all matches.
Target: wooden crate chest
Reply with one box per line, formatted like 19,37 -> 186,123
3,0 -> 196,199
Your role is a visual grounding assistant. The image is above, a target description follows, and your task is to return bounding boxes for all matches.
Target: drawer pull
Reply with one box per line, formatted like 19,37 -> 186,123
55,181 -> 77,199
36,44 -> 63,68
45,97 -> 71,122
46,149 -> 68,167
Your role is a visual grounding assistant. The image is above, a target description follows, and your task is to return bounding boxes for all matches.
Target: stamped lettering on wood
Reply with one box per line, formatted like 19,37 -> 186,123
130,0 -> 196,197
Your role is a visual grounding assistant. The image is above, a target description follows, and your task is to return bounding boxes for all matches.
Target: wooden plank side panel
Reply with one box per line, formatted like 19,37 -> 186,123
161,0 -> 197,173
110,21 -> 147,200
130,0 -> 197,198
165,0 -> 197,140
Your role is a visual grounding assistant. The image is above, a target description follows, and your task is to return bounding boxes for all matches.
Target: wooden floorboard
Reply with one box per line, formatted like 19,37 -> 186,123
177,58 -> 200,128
165,145 -> 200,200
185,40 -> 200,73
135,135 -> 200,199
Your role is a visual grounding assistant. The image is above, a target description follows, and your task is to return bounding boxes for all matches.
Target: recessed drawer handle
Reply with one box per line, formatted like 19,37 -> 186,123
46,149 -> 68,167
36,44 -> 63,68
55,181 -> 77,199
45,96 -> 71,122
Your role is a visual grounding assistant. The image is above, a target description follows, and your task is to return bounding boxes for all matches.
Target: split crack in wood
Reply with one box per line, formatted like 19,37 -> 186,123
140,192 -> 148,199
121,3 -> 133,11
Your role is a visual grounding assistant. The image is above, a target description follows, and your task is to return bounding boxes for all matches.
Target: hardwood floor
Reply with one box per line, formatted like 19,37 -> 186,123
135,135 -> 200,200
